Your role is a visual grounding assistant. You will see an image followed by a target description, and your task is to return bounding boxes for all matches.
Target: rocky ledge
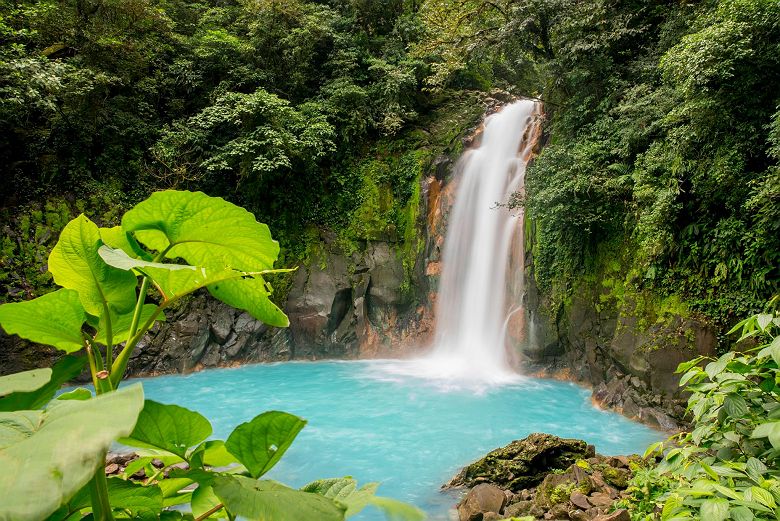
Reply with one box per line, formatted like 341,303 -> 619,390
448,433 -> 640,521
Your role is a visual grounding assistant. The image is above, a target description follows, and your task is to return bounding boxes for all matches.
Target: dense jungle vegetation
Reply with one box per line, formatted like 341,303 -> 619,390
462,0 -> 780,329
2,0 -> 778,332
0,1 -> 779,520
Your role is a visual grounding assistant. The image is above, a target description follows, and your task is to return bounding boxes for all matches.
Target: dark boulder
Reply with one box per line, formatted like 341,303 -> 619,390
447,433 -> 594,491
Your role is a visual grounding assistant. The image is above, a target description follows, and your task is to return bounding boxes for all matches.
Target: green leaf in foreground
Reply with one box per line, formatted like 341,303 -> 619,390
303,478 -> 378,518
0,384 -> 144,520
189,439 -> 239,469
729,505 -> 755,521
95,303 -> 165,345
0,368 -> 51,398
701,498 -> 729,521
100,244 -> 246,301
751,421 -> 780,449
99,225 -> 153,261
57,388 -> 92,401
209,277 -> 289,327
66,476 -> 164,515
369,496 -> 427,521
225,410 -> 306,478
121,400 -> 212,459
301,479 -> 426,521
724,394 -> 748,419
121,190 -> 279,270
212,475 -> 346,521
48,214 -> 138,316
191,484 -> 225,519
0,355 -> 86,411
0,289 -> 86,352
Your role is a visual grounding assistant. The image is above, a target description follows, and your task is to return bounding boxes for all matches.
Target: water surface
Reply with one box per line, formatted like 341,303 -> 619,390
127,360 -> 663,520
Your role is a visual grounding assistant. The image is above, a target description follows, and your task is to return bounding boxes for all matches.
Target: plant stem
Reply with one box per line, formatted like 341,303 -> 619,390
126,277 -> 150,342
143,467 -> 163,486
110,304 -> 164,388
88,461 -> 114,521
84,340 -> 100,391
110,246 -> 173,388
103,301 -> 113,368
195,503 -> 225,521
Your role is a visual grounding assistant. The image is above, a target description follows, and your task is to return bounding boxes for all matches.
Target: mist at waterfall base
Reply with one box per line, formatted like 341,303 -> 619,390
133,361 -> 663,520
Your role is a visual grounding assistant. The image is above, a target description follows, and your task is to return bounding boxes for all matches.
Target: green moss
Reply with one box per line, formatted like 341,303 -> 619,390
398,169 -> 423,301
548,482 -> 575,505
601,465 -> 630,489
575,459 -> 592,472
0,191 -> 131,303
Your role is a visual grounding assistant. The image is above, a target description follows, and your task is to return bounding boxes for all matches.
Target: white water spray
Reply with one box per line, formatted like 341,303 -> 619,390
373,100 -> 542,387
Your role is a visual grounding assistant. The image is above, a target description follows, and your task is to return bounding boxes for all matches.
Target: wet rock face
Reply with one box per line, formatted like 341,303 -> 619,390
285,241 -> 422,360
518,261 -> 717,428
127,238 -> 435,375
447,433 -> 595,491
126,296 -> 288,375
449,433 -> 639,521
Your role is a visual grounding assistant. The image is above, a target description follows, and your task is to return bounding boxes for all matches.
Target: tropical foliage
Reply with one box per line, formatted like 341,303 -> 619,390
0,190 -> 422,520
622,307 -> 780,520
417,0 -> 780,328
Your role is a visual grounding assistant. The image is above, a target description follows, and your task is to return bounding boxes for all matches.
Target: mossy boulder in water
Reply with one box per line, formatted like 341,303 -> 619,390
447,433 -> 595,491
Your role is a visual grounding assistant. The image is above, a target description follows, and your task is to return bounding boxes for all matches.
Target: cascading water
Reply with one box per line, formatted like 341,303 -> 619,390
376,100 -> 542,386
428,99 -> 541,381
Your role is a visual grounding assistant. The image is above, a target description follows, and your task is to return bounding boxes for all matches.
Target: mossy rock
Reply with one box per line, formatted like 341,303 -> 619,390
447,433 -> 594,491
600,465 -> 631,489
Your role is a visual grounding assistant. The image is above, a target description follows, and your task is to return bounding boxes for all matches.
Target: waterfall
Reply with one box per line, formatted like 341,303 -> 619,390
427,100 -> 541,381
371,100 -> 542,386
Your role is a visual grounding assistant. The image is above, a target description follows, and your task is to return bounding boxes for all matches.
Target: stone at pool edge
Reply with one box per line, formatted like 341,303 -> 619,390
457,484 -> 508,521
448,433 -> 641,521
446,432 -> 595,491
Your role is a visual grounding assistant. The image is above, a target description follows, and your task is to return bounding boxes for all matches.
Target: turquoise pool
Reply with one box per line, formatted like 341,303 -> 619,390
126,360 -> 664,520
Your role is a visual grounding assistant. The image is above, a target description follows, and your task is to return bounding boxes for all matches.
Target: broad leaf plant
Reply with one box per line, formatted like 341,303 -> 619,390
0,190 -> 424,521
622,303 -> 780,521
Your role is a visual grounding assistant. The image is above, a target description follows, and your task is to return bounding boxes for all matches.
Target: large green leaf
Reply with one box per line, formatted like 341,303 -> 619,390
121,191 -> 279,271
57,388 -> 92,401
0,368 -> 51,398
100,226 -> 153,261
66,476 -> 163,515
302,478 -> 425,520
209,277 -> 289,327
0,289 -> 86,352
190,439 -> 240,469
48,215 -> 138,317
0,384 -> 144,520
158,477 -> 196,501
99,245 -> 248,302
191,484 -> 225,519
121,400 -> 212,459
302,478 -> 379,518
212,476 -> 346,521
0,355 -> 86,411
0,410 -> 42,448
105,478 -> 164,514
225,411 -> 306,478
701,498 -> 729,521
751,421 -> 780,449
98,245 -> 197,273
368,497 -> 426,521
